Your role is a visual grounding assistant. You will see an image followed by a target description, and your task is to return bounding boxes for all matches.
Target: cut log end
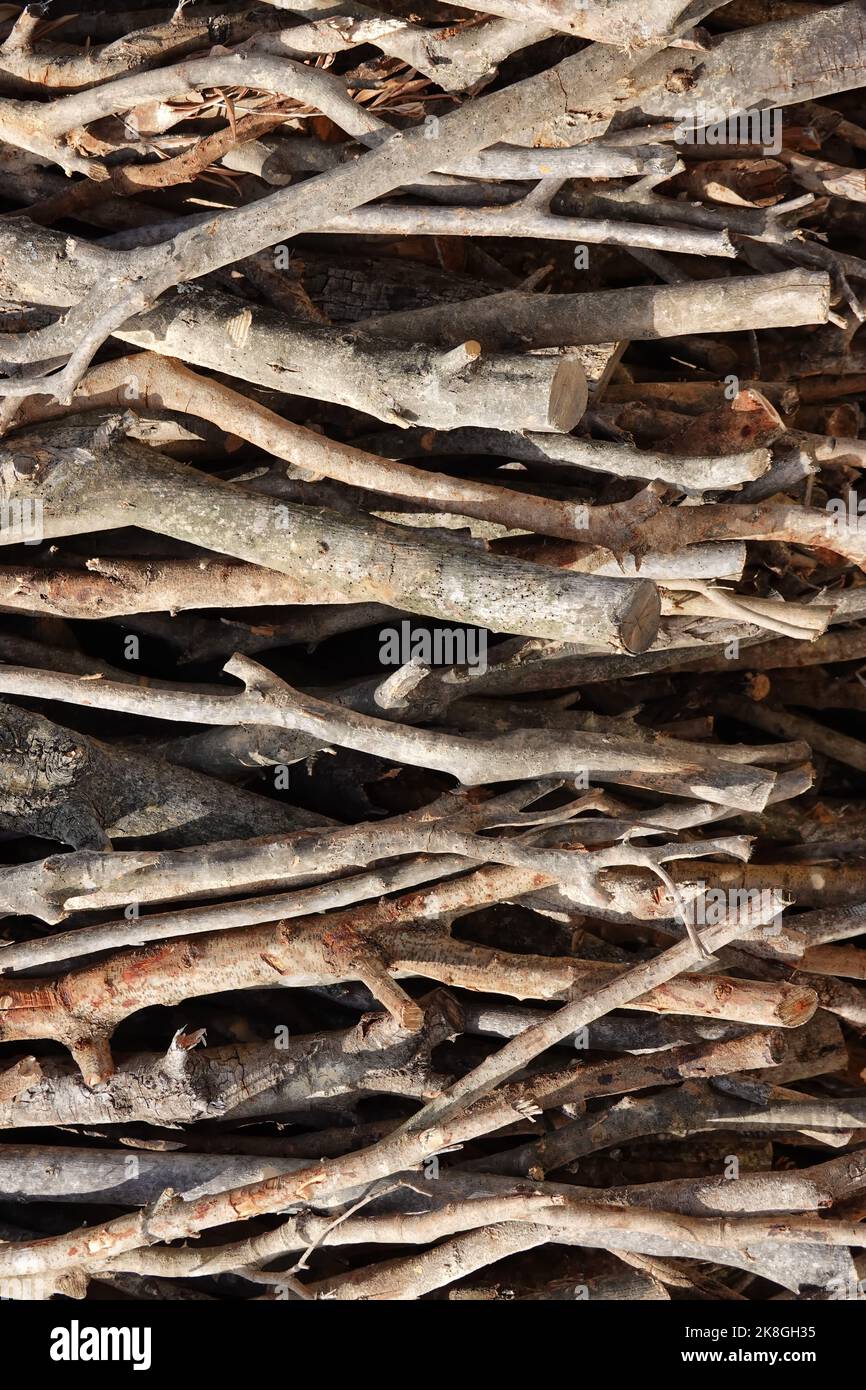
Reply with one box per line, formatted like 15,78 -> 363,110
775,984 -> 820,1028
619,579 -> 662,655
547,356 -> 589,433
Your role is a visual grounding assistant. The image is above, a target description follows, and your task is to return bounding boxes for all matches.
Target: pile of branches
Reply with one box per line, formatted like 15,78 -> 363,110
0,0 -> 866,1304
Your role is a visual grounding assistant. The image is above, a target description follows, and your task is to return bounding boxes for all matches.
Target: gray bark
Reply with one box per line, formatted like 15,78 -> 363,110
0,222 -> 585,433
0,419 -> 658,646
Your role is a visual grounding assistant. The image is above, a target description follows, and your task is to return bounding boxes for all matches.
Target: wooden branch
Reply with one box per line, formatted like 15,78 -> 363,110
0,699 -> 323,850
224,133 -> 682,184
360,424 -> 770,491
0,420 -> 656,644
0,226 -> 586,431
314,201 -> 737,257
353,269 -> 831,350
0,994 -> 461,1129
0,656 -> 780,808
254,7 -> 552,92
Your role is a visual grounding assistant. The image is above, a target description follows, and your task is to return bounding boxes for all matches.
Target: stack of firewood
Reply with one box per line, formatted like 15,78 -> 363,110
0,0 -> 865,1303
